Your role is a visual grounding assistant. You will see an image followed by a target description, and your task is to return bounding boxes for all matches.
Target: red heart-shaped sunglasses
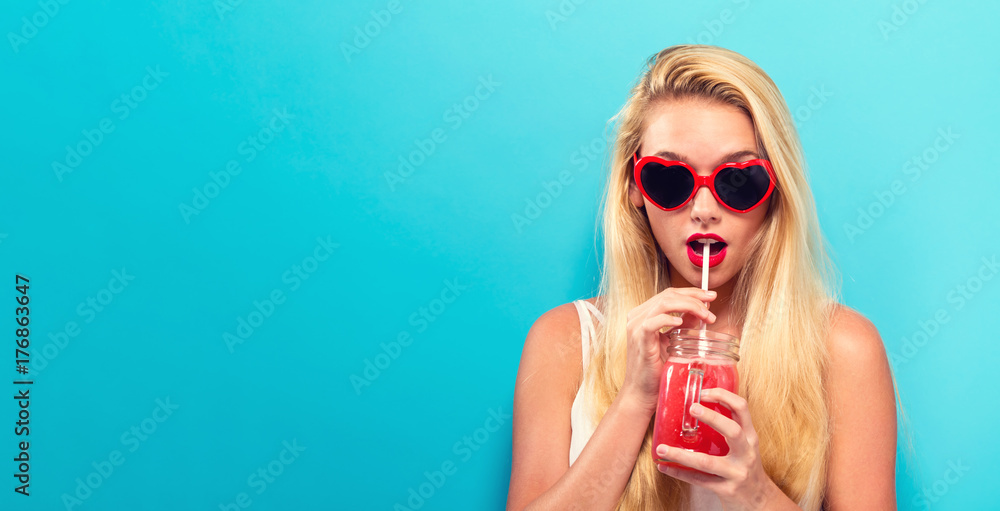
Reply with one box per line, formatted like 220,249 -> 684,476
632,153 -> 777,213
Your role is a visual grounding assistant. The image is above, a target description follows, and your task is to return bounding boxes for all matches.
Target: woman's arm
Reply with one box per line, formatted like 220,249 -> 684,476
505,304 -> 654,511
507,289 -> 716,510
824,306 -> 898,510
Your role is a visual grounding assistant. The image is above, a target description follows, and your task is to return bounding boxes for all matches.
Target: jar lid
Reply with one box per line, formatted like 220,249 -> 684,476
667,328 -> 740,361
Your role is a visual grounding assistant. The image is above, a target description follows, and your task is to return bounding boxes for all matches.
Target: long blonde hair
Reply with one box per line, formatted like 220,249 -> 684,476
585,45 -> 838,510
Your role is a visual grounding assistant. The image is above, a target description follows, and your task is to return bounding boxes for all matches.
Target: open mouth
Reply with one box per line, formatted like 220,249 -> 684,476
688,239 -> 727,256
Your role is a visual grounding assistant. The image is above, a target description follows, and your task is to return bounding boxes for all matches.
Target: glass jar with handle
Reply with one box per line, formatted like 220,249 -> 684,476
652,328 -> 740,476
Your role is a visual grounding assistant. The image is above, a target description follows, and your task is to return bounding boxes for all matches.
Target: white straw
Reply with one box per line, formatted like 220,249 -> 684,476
701,241 -> 710,292
700,241 -> 711,333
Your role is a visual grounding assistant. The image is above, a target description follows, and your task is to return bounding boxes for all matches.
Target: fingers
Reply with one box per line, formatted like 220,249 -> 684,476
698,388 -> 759,452
628,289 -> 717,341
655,445 -> 732,480
631,309 -> 681,344
657,461 -> 723,487
648,292 -> 717,324
639,314 -> 684,338
627,287 -> 716,322
659,287 -> 718,308
625,287 -> 720,361
688,402 -> 745,456
691,402 -> 741,438
656,390 -> 763,498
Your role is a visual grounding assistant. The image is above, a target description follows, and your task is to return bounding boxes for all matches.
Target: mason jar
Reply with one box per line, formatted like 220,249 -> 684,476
652,328 -> 740,476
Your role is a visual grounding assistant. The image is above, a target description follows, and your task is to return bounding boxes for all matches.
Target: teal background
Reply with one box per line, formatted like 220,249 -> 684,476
2,0 -> 997,509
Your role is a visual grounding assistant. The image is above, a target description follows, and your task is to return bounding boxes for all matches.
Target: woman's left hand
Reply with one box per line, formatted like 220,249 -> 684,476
654,388 -> 783,511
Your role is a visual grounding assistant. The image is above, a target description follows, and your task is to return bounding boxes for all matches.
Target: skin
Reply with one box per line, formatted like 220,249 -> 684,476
630,98 -> 769,339
506,98 -> 897,510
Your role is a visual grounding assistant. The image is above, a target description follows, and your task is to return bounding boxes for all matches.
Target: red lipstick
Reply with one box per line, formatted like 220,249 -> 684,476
685,233 -> 727,268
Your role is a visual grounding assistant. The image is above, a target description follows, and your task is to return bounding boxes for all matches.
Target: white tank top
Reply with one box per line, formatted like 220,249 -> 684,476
568,299 -> 603,466
568,299 -> 724,511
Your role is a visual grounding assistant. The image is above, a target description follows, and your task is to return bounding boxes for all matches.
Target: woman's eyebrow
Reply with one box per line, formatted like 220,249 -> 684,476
717,150 -> 761,164
652,149 -> 761,165
653,150 -> 687,161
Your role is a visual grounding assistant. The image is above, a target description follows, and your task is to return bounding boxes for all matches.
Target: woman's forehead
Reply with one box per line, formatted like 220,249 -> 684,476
640,100 -> 758,169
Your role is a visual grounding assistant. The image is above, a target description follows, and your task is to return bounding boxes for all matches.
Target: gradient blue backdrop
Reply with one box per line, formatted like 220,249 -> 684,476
2,0 -> 997,509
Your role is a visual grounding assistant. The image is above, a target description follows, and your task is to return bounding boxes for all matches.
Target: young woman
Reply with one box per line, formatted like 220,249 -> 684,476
506,45 -> 897,510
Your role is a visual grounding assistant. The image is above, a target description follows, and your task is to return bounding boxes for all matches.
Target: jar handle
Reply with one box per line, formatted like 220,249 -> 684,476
681,360 -> 705,438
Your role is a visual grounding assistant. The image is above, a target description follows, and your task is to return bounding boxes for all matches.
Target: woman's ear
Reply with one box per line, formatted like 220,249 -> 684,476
628,148 -> 646,209
628,179 -> 645,209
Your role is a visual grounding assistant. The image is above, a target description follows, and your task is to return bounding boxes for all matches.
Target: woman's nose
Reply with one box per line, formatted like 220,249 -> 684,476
689,185 -> 721,224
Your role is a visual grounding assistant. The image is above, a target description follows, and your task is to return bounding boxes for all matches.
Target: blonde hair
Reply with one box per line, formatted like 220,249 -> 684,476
585,45 -> 839,510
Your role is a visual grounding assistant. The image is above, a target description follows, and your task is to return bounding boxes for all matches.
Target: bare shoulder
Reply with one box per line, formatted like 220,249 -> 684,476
825,304 -> 894,397
518,299 -> 589,391
507,298 -> 597,507
823,304 -> 897,510
827,304 -> 887,367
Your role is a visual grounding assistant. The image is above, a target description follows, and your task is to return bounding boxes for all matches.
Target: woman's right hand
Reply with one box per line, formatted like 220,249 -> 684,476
621,287 -> 717,414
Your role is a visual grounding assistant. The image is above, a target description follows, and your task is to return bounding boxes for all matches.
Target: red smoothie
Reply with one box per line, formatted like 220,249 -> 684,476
652,357 -> 738,476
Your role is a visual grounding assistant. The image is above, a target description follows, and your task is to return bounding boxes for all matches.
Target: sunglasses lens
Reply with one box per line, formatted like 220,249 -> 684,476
715,165 -> 772,211
640,162 -> 694,210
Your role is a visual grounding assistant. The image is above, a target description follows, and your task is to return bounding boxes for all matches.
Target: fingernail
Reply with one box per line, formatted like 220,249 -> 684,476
707,291 -> 717,297
709,312 -> 717,321
690,403 -> 702,416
